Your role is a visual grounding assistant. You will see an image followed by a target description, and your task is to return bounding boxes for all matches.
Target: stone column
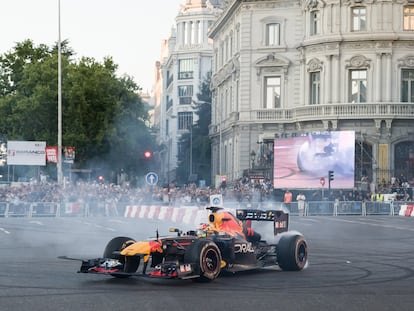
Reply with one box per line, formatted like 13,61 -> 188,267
385,53 -> 392,101
325,55 -> 332,104
332,55 -> 340,103
375,53 -> 382,102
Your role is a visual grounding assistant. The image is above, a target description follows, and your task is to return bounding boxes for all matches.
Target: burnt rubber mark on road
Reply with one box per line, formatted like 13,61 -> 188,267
0,227 -> 10,234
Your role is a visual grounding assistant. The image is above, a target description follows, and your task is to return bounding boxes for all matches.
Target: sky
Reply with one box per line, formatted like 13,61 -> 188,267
0,0 -> 184,93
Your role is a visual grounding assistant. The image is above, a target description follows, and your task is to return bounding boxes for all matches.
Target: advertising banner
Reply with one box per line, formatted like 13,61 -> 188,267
7,141 -> 46,166
63,146 -> 75,164
46,146 -> 58,163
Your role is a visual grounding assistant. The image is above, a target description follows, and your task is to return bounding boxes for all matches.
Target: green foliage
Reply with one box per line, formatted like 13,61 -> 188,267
0,39 -> 155,182
176,72 -> 212,185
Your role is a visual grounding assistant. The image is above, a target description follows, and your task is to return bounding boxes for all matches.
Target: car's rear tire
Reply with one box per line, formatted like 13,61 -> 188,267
184,240 -> 222,282
103,236 -> 138,277
277,234 -> 308,271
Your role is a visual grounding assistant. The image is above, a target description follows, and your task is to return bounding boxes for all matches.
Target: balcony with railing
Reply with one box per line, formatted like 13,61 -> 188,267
178,71 -> 194,80
209,102 -> 414,135
242,102 -> 414,124
179,96 -> 193,105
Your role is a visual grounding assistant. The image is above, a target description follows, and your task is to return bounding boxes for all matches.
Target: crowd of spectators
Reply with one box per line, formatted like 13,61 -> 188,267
0,176 -> 273,207
0,174 -> 412,211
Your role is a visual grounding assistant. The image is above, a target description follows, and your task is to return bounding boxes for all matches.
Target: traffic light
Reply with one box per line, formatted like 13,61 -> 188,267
221,176 -> 227,189
143,150 -> 152,159
328,170 -> 334,182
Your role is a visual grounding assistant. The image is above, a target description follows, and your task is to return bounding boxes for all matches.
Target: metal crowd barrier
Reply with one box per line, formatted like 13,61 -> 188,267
0,202 -> 61,217
0,200 -> 413,218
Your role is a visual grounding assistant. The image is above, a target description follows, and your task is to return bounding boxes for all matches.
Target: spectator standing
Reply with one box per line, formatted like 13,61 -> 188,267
296,192 -> 306,216
284,190 -> 293,209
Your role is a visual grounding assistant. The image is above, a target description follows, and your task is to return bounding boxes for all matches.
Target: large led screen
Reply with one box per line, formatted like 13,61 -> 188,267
273,131 -> 355,189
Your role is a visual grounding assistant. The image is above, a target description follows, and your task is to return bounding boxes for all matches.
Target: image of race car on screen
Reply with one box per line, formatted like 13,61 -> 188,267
296,131 -> 355,176
78,206 -> 308,282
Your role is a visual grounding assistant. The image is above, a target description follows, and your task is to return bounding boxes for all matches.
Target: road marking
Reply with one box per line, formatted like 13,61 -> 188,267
94,224 -> 116,231
330,217 -> 414,231
108,219 -> 125,224
0,228 -> 10,234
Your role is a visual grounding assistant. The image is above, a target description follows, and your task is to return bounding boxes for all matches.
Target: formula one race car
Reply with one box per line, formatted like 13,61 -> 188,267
78,206 -> 308,282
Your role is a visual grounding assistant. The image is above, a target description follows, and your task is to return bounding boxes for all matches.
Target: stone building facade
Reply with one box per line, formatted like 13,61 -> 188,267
158,0 -> 225,184
208,0 -> 414,189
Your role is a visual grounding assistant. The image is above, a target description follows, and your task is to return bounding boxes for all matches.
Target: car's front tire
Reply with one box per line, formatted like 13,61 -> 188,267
103,236 -> 139,277
184,240 -> 222,282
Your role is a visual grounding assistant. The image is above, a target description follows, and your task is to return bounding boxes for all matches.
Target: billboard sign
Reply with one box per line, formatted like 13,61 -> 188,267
7,141 -> 46,166
273,131 -> 355,189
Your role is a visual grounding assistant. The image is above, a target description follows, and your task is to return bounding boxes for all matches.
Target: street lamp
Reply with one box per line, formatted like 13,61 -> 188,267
189,123 -> 193,177
57,0 -> 63,185
219,104 -> 222,175
250,150 -> 256,169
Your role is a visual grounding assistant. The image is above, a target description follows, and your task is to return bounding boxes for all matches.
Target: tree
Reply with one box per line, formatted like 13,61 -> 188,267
0,40 -> 155,183
176,72 -> 212,185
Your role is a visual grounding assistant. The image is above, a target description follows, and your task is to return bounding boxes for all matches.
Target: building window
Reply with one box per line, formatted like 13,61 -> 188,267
404,6 -> 414,31
165,119 -> 170,137
220,43 -> 225,67
166,95 -> 173,111
178,112 -> 193,130
401,69 -> 414,102
350,69 -> 367,103
352,7 -> 366,31
178,59 -> 193,80
266,23 -> 280,46
178,85 -> 193,105
225,37 -> 229,62
310,11 -> 320,35
264,77 -> 281,108
236,27 -> 240,51
310,72 -> 320,105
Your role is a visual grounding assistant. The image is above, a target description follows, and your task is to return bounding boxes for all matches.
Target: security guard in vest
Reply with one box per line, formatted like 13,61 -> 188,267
376,191 -> 384,202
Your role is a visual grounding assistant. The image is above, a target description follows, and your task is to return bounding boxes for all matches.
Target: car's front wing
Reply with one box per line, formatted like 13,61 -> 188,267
78,257 -> 200,280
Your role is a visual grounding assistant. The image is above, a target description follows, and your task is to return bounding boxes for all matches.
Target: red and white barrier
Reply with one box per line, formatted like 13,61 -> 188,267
124,205 -> 210,226
398,204 -> 414,217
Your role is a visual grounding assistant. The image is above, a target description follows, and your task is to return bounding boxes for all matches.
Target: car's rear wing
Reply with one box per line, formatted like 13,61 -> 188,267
235,209 -> 289,235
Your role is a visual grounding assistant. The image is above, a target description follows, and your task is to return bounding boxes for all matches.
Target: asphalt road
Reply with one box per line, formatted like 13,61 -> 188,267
1,215 -> 414,311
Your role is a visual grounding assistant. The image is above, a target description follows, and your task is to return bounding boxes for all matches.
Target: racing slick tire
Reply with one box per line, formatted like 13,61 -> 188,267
277,233 -> 308,271
103,236 -> 139,277
184,240 -> 222,282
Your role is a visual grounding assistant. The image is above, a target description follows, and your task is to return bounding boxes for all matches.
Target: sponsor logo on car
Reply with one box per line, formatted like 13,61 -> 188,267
234,242 -> 254,253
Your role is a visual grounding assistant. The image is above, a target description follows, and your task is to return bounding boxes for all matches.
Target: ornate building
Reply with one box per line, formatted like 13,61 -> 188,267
208,0 -> 414,189
157,0 -> 225,184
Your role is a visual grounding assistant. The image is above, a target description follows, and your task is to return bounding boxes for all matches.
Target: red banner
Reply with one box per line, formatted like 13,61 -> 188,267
46,146 -> 58,163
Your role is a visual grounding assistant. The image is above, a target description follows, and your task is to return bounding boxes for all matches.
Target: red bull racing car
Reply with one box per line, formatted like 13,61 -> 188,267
78,206 -> 308,282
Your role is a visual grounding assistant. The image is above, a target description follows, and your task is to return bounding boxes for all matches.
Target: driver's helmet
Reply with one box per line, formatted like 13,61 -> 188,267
196,223 -> 209,237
